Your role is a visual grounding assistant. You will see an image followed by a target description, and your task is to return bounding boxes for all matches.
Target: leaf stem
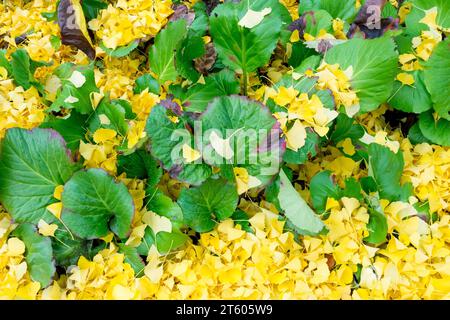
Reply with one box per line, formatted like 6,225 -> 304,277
243,70 -> 248,96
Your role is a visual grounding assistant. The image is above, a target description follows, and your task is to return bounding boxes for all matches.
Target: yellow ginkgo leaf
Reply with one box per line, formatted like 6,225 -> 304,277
38,219 -> 58,237
290,29 -> 300,43
419,7 -> 438,30
142,211 -> 172,235
238,7 -> 272,29
338,138 -> 356,156
53,185 -> 64,201
182,144 -> 201,163
397,73 -> 415,86
47,202 -> 63,219
233,167 -> 261,195
93,128 -> 117,144
274,86 -> 299,106
285,120 -> 307,151
210,131 -> 234,160
7,237 -> 25,256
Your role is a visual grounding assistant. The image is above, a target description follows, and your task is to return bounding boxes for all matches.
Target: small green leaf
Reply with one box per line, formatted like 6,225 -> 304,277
364,209 -> 388,245
149,19 -> 188,84
61,169 -> 135,239
278,169 -> 325,235
330,113 -> 365,143
118,150 -> 162,185
88,97 -> 129,136
176,35 -> 205,82
11,49 -> 32,89
50,35 -> 62,50
309,171 -> 341,213
407,122 -> 432,145
134,74 -> 160,95
155,231 -> 189,255
231,209 -> 252,233
146,187 -> 184,230
52,229 -> 90,267
178,178 -> 238,232
418,111 -> 450,147
100,40 -> 139,58
13,223 -> 55,287
81,0 -> 108,21
118,244 -> 145,277
181,69 -> 240,113
283,130 -> 319,164
368,143 -> 409,201
390,70 -> 432,114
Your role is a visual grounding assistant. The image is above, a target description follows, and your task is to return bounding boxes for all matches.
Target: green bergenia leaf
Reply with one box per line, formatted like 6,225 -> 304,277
405,0 -> 450,36
52,229 -> 90,267
178,178 -> 238,232
209,0 -> 282,75
283,129 -> 320,164
154,231 -> 189,255
278,169 -> 325,236
200,95 -> 284,185
13,223 -> 55,287
424,39 -> 450,120
61,168 -> 135,239
330,113 -> 365,143
40,111 -> 88,151
0,128 -> 79,224
145,102 -> 212,185
118,150 -> 162,184
325,37 -> 399,113
81,0 -> 107,21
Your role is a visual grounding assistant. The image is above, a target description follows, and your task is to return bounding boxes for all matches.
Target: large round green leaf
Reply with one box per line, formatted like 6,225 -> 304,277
61,168 -> 134,239
199,95 -> 283,183
209,0 -> 282,75
424,39 -> 450,120
325,37 -> 399,113
145,103 -> 212,185
0,128 -> 78,224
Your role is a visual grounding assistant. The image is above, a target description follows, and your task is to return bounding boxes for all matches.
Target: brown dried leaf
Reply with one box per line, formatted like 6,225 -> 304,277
57,0 -> 96,60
